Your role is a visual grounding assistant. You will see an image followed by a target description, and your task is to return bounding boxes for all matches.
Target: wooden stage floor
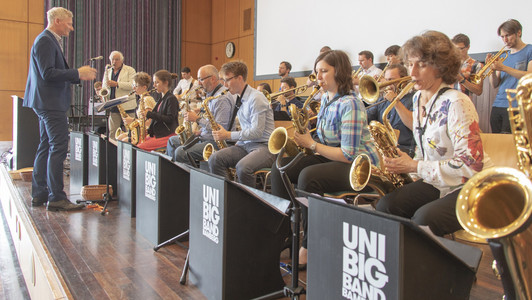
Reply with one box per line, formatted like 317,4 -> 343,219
2,163 -> 505,299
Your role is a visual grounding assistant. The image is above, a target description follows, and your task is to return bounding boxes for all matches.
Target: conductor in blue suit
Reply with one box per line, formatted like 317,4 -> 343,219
23,7 -> 96,211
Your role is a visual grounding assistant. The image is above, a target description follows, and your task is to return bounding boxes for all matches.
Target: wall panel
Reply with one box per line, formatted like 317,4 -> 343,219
28,0 -> 44,24
224,0 -> 240,41
212,0 -> 225,44
0,91 -> 22,141
0,2 -> 28,22
182,42 -> 211,76
0,21 -> 29,91
183,0 -> 211,44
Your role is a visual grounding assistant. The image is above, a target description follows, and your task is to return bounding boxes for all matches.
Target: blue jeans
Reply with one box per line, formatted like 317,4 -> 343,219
32,109 -> 69,202
208,142 -> 275,187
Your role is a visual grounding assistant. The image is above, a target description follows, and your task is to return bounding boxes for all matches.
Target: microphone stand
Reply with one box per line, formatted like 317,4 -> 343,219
89,59 -> 99,133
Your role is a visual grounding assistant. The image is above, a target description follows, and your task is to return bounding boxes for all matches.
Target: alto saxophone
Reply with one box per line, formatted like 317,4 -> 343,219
202,91 -> 228,161
115,91 -> 136,141
349,81 -> 416,195
456,73 -> 532,300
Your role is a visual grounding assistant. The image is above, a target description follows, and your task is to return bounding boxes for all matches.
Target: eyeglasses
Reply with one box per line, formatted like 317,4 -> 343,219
222,76 -> 236,83
198,75 -> 212,82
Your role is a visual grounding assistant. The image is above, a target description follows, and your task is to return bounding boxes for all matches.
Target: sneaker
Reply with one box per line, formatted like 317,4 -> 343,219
47,199 -> 84,211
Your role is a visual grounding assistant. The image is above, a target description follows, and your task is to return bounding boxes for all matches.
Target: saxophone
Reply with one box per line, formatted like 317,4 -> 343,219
115,91 -> 136,141
349,81 -> 416,195
176,86 -> 203,144
456,73 -> 532,300
268,74 -> 320,156
201,90 -> 229,161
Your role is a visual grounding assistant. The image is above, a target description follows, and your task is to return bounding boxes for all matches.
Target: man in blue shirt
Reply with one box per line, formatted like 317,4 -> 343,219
272,76 -> 303,120
489,19 -> 532,133
210,61 -> 275,187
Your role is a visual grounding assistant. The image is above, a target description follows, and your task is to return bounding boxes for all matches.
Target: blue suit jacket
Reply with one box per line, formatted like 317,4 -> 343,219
23,30 -> 80,112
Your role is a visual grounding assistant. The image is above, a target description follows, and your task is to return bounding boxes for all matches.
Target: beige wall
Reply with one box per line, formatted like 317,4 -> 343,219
0,1 -> 44,141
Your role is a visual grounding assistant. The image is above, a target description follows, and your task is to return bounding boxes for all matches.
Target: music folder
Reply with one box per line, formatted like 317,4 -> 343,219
306,194 -> 482,300
96,94 -> 131,112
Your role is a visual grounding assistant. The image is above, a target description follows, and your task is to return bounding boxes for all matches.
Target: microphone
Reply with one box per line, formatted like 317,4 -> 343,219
89,56 -> 103,61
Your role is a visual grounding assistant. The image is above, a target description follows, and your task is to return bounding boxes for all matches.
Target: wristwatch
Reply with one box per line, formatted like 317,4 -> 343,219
310,141 -> 318,153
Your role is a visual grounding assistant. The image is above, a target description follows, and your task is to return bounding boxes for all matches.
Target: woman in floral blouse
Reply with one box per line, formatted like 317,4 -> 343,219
376,31 -> 493,236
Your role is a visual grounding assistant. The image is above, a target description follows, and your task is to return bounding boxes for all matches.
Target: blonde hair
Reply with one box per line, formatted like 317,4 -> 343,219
47,7 -> 73,28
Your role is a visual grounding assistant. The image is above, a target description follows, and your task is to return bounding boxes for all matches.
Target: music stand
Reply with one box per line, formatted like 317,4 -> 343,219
256,149 -> 307,300
88,95 -> 131,215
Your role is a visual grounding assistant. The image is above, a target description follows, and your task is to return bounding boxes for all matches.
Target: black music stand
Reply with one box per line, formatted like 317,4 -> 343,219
86,95 -> 130,215
256,149 -> 307,300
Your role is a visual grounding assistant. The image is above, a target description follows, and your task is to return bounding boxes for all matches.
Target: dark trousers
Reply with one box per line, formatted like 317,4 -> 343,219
375,180 -> 462,236
490,107 -> 511,134
32,109 -> 69,202
270,155 -> 353,248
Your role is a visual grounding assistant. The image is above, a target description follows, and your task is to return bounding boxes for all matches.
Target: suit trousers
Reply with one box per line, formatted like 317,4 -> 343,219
32,109 -> 69,202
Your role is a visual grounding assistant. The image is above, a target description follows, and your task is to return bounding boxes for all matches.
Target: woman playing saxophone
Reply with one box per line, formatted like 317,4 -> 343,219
117,72 -> 156,144
136,70 -> 179,151
376,31 -> 493,236
270,50 -> 379,268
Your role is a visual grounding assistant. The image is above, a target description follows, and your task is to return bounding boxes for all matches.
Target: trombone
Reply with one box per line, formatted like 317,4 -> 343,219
359,75 -> 412,106
469,46 -> 509,84
262,85 -> 309,104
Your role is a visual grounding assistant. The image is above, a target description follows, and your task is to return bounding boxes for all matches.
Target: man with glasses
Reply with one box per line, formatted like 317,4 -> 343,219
452,34 -> 484,97
166,65 -> 235,164
209,61 -> 275,187
489,19 -> 532,133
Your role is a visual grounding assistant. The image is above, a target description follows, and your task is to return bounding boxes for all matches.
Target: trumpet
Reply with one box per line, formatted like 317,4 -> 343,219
359,75 -> 412,105
469,46 -> 508,84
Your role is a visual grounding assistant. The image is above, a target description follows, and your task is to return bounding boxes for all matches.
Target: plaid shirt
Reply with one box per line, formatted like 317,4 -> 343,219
456,57 -> 483,96
316,92 -> 378,164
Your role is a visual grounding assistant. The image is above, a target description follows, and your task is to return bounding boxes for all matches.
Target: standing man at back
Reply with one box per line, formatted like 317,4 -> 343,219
490,19 -> 532,133
24,7 -> 96,211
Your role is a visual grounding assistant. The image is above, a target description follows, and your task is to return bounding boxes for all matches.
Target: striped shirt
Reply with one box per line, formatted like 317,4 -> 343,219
316,92 -> 378,164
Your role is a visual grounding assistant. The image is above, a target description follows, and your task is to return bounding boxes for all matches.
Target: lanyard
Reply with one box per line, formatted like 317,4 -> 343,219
416,87 -> 450,159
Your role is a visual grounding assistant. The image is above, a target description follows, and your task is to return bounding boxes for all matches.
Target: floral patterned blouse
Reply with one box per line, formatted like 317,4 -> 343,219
412,83 -> 493,196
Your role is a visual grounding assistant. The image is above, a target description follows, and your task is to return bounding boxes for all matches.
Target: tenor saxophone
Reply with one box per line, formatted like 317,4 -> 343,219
456,73 -> 532,300
349,81 -> 416,195
201,91 -> 228,161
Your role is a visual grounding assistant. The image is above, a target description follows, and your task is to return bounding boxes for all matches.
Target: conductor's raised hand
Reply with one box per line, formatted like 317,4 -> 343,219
78,66 -> 97,81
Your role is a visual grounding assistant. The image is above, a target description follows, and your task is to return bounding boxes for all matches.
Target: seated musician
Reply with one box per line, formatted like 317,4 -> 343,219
270,50 -> 379,268
116,72 -> 156,143
256,82 -> 272,94
271,76 -> 303,119
366,64 -> 416,156
376,31 -> 493,236
136,70 -> 179,151
209,61 -> 275,187
166,64 -> 235,163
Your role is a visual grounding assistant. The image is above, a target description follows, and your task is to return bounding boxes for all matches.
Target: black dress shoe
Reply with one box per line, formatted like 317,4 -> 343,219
31,197 -> 48,207
47,199 -> 84,211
